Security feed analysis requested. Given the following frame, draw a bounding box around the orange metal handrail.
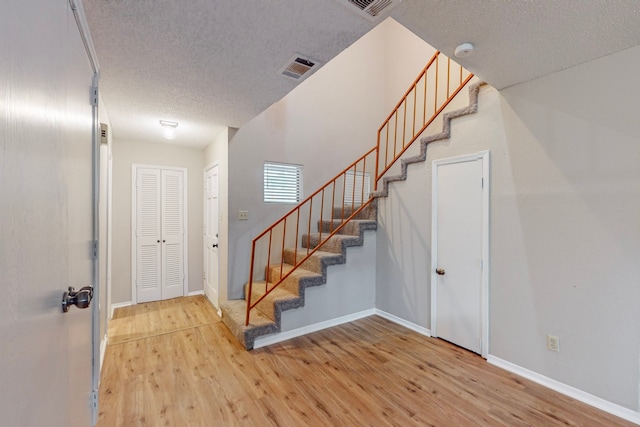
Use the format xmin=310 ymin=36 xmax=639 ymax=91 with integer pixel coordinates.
xmin=374 ymin=52 xmax=474 ymax=188
xmin=246 ymin=51 xmax=473 ymax=325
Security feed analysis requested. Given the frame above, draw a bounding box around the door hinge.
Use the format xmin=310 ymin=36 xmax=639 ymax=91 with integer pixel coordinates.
xmin=481 ymin=177 xmax=484 ymax=188
xmin=91 ymin=85 xmax=99 ymax=107
xmin=92 ymin=240 xmax=99 ymax=260
xmin=91 ymin=390 xmax=98 ymax=409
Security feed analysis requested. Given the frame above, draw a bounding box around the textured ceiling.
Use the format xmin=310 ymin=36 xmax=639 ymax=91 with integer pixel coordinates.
xmin=83 ymin=0 xmax=640 ymax=148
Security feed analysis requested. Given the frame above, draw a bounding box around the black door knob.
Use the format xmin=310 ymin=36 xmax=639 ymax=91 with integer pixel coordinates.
xmin=62 ymin=286 xmax=93 ymax=312
xmin=436 ymin=268 xmax=445 ymax=276
xmin=212 ymin=243 xmax=218 ymax=248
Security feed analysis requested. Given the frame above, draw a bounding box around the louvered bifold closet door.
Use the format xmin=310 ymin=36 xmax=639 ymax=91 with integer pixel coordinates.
xmin=161 ymin=170 xmax=184 ymax=300
xmin=136 ymin=168 xmax=162 ymax=303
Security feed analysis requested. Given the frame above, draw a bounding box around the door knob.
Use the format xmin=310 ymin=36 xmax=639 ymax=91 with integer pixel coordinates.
xmin=436 ymin=268 xmax=445 ymax=276
xmin=212 ymin=243 xmax=218 ymax=248
xmin=62 ymin=286 xmax=93 ymax=313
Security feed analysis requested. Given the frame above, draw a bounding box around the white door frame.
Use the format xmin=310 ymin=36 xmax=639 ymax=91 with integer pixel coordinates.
xmin=204 ymin=161 xmax=220 ymax=308
xmin=431 ymin=150 xmax=490 ymax=358
xmin=131 ymin=164 xmax=189 ymax=304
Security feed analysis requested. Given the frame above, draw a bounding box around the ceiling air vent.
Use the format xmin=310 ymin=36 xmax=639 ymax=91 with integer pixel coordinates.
xmin=343 ymin=0 xmax=401 ymax=21
xmin=100 ymin=123 xmax=109 ymax=144
xmin=279 ymin=55 xmax=319 ymax=80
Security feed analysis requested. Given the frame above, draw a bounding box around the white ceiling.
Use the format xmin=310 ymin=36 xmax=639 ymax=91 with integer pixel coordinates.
xmin=83 ymin=0 xmax=640 ymax=148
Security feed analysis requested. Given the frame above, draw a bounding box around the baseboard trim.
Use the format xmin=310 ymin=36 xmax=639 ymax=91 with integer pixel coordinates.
xmin=487 ymin=355 xmax=640 ymax=425
xmin=110 ymin=301 xmax=132 ymax=319
xmin=375 ymin=309 xmax=432 ymax=337
xmin=188 ymin=290 xmax=204 ymax=296
xmin=253 ymin=308 xmax=376 ymax=349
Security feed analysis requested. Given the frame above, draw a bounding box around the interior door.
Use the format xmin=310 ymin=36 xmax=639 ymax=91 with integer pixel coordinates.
xmin=432 ymin=154 xmax=486 ymax=354
xmin=0 ymin=1 xmax=95 ymax=425
xmin=204 ymin=164 xmax=220 ymax=308
xmin=134 ymin=166 xmax=185 ymax=303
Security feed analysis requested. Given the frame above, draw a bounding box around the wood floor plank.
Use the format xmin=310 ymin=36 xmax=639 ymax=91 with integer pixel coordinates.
xmin=97 ymin=298 xmax=635 ymax=427
xmin=108 ymin=295 xmax=220 ymax=345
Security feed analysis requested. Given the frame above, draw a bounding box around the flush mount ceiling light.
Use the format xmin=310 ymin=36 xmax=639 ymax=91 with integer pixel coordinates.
xmin=454 ymin=42 xmax=474 ymax=58
xmin=159 ymin=120 xmax=178 ymax=140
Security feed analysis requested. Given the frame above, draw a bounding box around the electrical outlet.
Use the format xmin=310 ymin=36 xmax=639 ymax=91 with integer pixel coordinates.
xmin=238 ymin=210 xmax=248 ymax=220
xmin=547 ymin=334 xmax=560 ymax=352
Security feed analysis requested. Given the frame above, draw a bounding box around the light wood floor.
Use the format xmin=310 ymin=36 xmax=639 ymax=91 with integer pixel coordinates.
xmin=98 ymin=296 xmax=634 ymax=426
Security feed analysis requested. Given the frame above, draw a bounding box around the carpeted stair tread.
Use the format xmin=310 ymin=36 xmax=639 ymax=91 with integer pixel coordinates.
xmin=220 ymin=299 xmax=277 ymax=350
xmin=301 ymin=232 xmax=363 ymax=253
xmin=318 ymin=218 xmax=377 ymax=236
xmin=332 ymin=204 xmax=376 ymax=221
xmin=244 ymin=281 xmax=300 ymax=323
xmin=283 ymin=248 xmax=345 ymax=274
xmin=267 ymin=263 xmax=322 ymax=283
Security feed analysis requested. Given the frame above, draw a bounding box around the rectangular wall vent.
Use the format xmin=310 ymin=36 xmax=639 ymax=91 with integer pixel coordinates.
xmin=279 ymin=56 xmax=319 ymax=80
xmin=343 ymin=0 xmax=400 ymax=20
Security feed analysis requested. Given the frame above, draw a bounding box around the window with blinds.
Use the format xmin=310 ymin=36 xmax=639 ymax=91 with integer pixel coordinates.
xmin=264 ymin=161 xmax=303 ymax=204
xmin=344 ymin=171 xmax=370 ymax=204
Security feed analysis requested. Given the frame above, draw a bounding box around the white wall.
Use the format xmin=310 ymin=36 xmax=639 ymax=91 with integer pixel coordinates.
xmin=203 ymin=128 xmax=235 ymax=303
xmin=111 ymin=139 xmax=204 ymax=303
xmin=227 ymin=20 xmax=391 ymax=298
xmin=383 ymin=20 xmax=437 ymax=112
xmin=375 ymin=45 xmax=640 ymax=412
xmin=226 ymin=18 xmax=439 ymax=299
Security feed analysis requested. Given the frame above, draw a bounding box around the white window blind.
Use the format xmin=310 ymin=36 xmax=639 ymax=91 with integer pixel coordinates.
xmin=344 ymin=171 xmax=370 ymax=204
xmin=264 ymin=161 xmax=303 ymax=204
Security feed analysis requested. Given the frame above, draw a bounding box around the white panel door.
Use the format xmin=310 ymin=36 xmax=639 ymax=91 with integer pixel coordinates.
xmin=433 ymin=156 xmax=484 ymax=354
xmin=204 ymin=164 xmax=220 ymax=308
xmin=0 ymin=1 xmax=95 ymax=425
xmin=136 ymin=168 xmax=162 ymax=303
xmin=161 ymin=169 xmax=185 ymax=300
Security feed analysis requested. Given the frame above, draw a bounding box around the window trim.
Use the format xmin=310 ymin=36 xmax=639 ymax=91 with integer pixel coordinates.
xmin=263 ymin=161 xmax=303 ymax=204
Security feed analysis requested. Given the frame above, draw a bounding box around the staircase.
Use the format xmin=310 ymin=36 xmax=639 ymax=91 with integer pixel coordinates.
xmin=372 ymin=81 xmax=486 ymax=198
xmin=221 ymin=203 xmax=377 ymax=350
xmin=221 ymin=52 xmax=480 ymax=350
